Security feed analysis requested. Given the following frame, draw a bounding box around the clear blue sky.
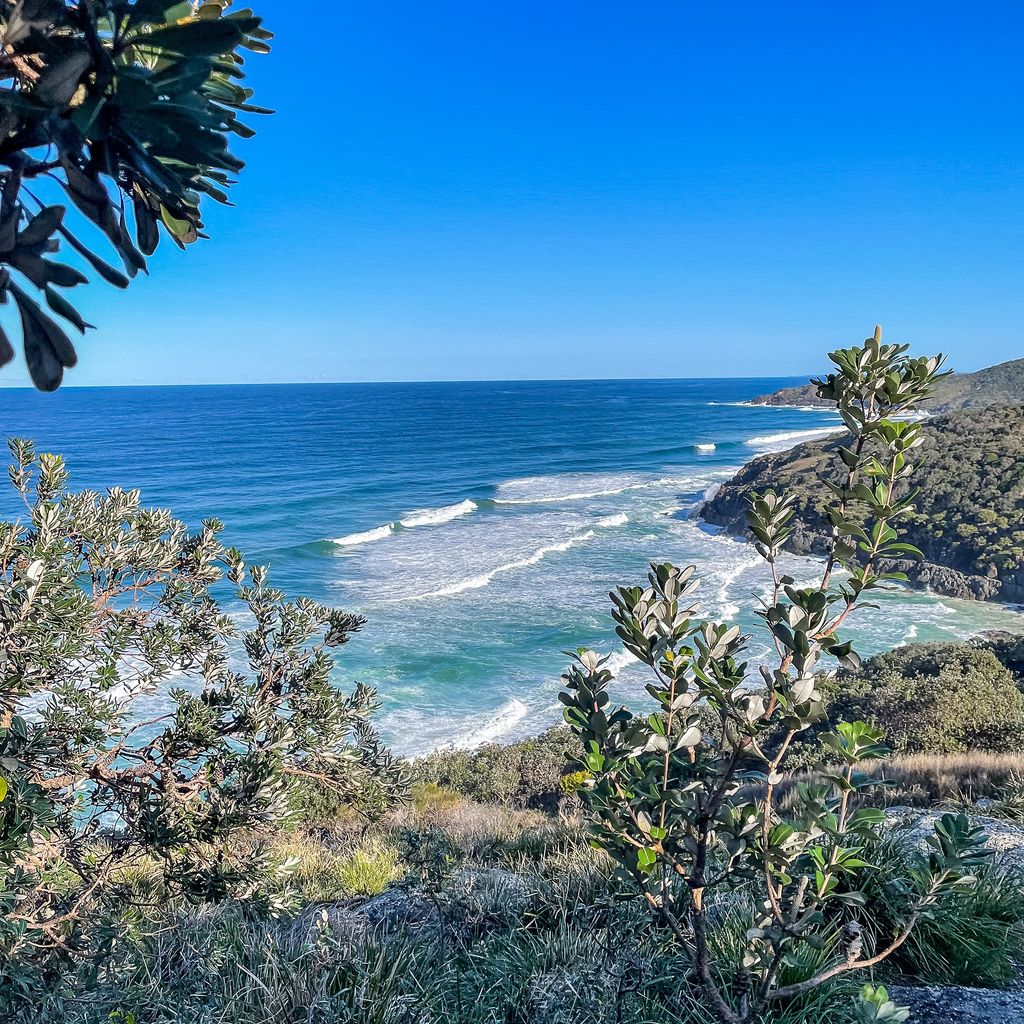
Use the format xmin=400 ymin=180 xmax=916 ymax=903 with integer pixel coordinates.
xmin=5 ymin=1 xmax=1023 ymax=386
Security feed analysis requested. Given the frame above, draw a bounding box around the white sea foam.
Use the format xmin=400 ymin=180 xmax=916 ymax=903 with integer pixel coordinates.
xmin=451 ymin=698 xmax=530 ymax=748
xmin=713 ymin=551 xmax=763 ymax=617
xmin=748 ymin=403 xmax=842 ymax=413
xmin=400 ymin=499 xmax=477 ymax=528
xmin=693 ymin=482 xmax=722 ymax=515
xmin=695 ymin=443 xmax=716 ymax=452
xmin=894 ymin=622 xmax=920 ymax=649
xmin=332 ymin=523 xmax=395 ymax=546
xmin=602 ymin=648 xmax=640 ymax=675
xmin=596 ymin=512 xmax=629 ymax=527
xmin=401 ymin=530 xmax=597 ymax=601
xmin=745 ymin=427 xmax=844 ymax=449
xmin=493 ymin=473 xmax=690 ymax=505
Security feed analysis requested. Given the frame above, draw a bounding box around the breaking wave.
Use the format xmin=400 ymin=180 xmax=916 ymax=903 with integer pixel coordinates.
xmin=450 ymin=698 xmax=531 ymax=748
xmin=400 ymin=499 xmax=477 ymax=528
xmin=493 ymin=474 xmax=690 ymax=505
xmin=332 ymin=499 xmax=478 ymax=546
xmin=332 ymin=523 xmax=395 ymax=546
xmin=745 ymin=427 xmax=844 ymax=448
xmin=401 ymin=530 xmax=598 ymax=601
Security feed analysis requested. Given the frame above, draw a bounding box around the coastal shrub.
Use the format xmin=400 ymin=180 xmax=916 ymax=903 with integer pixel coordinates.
xmin=854 ymin=833 xmax=1024 ymax=988
xmin=0 ymin=440 xmax=409 ymax=1011
xmin=561 ymin=329 xmax=991 ymax=1023
xmin=0 ymin=1 xmax=272 ymax=389
xmin=829 ymin=644 xmax=1024 ymax=756
xmin=411 ymin=780 xmax=463 ymax=814
xmin=418 ymin=725 xmax=579 ymax=809
xmin=784 ymin=643 xmax=1024 ymax=765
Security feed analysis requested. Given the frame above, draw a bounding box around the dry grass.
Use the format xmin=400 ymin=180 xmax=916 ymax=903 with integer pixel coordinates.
xmin=770 ymin=751 xmax=1024 ymax=815
xmin=867 ymin=751 xmax=1024 ymax=805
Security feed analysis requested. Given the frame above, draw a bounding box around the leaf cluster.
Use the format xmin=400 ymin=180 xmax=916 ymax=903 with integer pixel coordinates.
xmin=0 ymin=0 xmax=272 ymax=388
xmin=0 ymin=438 xmax=408 ymax=1007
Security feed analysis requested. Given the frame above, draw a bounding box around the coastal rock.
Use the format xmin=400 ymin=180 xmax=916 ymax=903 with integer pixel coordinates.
xmin=451 ymin=867 xmax=534 ymax=905
xmin=883 ymin=807 xmax=1024 ymax=871
xmin=749 ymin=382 xmax=829 ymax=408
xmin=700 ymin=406 xmax=1024 ymax=604
xmin=885 ymin=559 xmax=1002 ymax=602
xmin=359 ymin=887 xmax=438 ymax=930
xmin=888 ymin=984 xmax=1024 ymax=1024
xmin=441 ymin=868 xmax=538 ymax=933
xmin=290 ymin=888 xmax=439 ymax=943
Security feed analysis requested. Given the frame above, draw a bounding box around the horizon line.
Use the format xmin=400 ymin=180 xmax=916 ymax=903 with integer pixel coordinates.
xmin=0 ymin=372 xmax=815 ymax=392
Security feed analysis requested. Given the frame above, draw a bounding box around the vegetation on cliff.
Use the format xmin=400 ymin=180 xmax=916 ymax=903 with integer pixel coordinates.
xmin=750 ymin=357 xmax=1024 ymax=413
xmin=782 ymin=639 xmax=1024 ymax=767
xmin=702 ymin=404 xmax=1024 ymax=601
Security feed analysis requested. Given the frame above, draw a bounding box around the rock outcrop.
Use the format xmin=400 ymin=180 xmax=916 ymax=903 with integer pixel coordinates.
xmin=700 ymin=406 xmax=1024 ymax=603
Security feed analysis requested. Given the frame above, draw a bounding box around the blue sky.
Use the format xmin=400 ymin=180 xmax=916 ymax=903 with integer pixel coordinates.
xmin=5 ymin=1 xmax=1023 ymax=385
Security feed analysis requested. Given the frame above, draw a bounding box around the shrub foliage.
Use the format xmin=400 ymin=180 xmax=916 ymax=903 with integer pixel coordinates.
xmin=0 ymin=440 xmax=407 ymax=1006
xmin=803 ymin=643 xmax=1024 ymax=759
xmin=0 ymin=0 xmax=272 ymax=389
xmin=560 ymin=329 xmax=991 ymax=1023
xmin=418 ymin=726 xmax=579 ymax=810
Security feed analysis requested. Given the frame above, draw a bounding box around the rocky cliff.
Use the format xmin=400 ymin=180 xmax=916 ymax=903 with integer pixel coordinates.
xmin=701 ymin=405 xmax=1024 ymax=602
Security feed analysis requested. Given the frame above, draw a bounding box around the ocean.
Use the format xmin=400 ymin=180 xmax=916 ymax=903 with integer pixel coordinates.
xmin=3 ymin=378 xmax=1021 ymax=754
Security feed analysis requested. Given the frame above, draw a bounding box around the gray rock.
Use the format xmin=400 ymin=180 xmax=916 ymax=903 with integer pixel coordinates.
xmin=288 ymin=902 xmax=370 ymax=944
xmin=289 ymin=887 xmax=438 ymax=944
xmin=358 ymin=887 xmax=438 ymax=930
xmin=884 ymin=807 xmax=1024 ymax=872
xmin=440 ymin=868 xmax=538 ymax=931
xmin=451 ymin=867 xmax=533 ymax=902
xmin=889 ymin=984 xmax=1024 ymax=1023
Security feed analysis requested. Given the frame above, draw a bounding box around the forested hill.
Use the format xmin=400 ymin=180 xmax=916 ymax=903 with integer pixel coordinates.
xmin=701 ymin=405 xmax=1024 ymax=602
xmin=750 ymin=357 xmax=1024 ymax=411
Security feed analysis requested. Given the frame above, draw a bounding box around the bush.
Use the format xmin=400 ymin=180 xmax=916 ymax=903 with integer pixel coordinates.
xmin=417 ymin=726 xmax=580 ymax=809
xmin=561 ymin=331 xmax=992 ymax=1023
xmin=855 ymin=834 xmax=1024 ymax=988
xmin=0 ymin=441 xmax=408 ymax=1009
xmin=794 ymin=643 xmax=1024 ymax=760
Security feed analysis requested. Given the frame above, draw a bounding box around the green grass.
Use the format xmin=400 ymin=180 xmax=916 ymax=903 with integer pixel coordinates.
xmin=23 ymin=795 xmax=1024 ymax=1024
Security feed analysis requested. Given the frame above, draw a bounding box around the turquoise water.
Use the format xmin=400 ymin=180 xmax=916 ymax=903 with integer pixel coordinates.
xmin=3 ymin=379 xmax=1021 ymax=753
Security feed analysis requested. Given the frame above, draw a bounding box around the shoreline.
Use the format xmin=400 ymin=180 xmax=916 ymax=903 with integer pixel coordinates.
xmin=699 ymin=408 xmax=1020 ymax=606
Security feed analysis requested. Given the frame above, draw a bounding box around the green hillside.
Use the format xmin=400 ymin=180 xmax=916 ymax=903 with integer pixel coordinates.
xmin=750 ymin=357 xmax=1024 ymax=412
xmin=702 ymin=404 xmax=1024 ymax=601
